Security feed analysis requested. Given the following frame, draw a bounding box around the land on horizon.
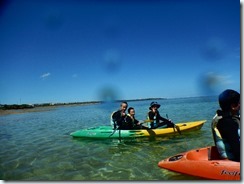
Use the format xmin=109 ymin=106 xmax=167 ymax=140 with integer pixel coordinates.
xmin=0 ymin=97 xmax=165 ymax=111
xmin=0 ymin=97 xmax=166 ymax=116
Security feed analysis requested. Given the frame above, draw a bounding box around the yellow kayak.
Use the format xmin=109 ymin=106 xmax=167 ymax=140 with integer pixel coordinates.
xmin=70 ymin=120 xmax=206 ymax=139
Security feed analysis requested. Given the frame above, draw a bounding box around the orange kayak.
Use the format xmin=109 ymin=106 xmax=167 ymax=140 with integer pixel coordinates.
xmin=158 ymin=146 xmax=240 ymax=180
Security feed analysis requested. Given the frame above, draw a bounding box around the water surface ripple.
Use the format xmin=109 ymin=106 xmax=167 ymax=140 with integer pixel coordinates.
xmin=0 ymin=96 xmax=218 ymax=180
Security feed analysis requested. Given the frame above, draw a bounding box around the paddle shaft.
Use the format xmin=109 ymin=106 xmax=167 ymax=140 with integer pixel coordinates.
xmin=166 ymin=114 xmax=181 ymax=135
xmin=141 ymin=117 xmax=181 ymax=134
xmin=140 ymin=119 xmax=153 ymax=124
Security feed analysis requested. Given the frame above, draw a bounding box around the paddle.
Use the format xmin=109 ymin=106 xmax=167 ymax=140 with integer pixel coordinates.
xmin=166 ymin=114 xmax=181 ymax=135
xmin=140 ymin=119 xmax=181 ymax=133
xmin=140 ymin=119 xmax=153 ymax=124
xmin=137 ymin=119 xmax=154 ymax=129
xmin=109 ymin=128 xmax=117 ymax=137
xmin=109 ymin=121 xmax=119 ymax=137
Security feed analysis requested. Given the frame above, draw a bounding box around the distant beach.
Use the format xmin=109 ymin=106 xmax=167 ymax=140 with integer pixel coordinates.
xmin=0 ymin=106 xmax=57 ymax=116
xmin=0 ymin=103 xmax=95 ymax=116
xmin=0 ymin=98 xmax=164 ymax=116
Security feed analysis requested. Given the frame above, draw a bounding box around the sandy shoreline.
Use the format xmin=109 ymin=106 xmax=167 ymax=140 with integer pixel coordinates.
xmin=0 ymin=106 xmax=57 ymax=116
xmin=0 ymin=103 xmax=93 ymax=116
xmin=0 ymin=98 xmax=164 ymax=116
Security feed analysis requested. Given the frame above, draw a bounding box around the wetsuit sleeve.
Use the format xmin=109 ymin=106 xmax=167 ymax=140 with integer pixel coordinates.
xmin=112 ymin=111 xmax=119 ymax=120
xmin=125 ymin=116 xmax=134 ymax=129
xmin=157 ymin=112 xmax=170 ymax=122
xmin=217 ymin=119 xmax=240 ymax=161
xmin=134 ymin=118 xmax=139 ymax=124
xmin=112 ymin=111 xmax=122 ymax=126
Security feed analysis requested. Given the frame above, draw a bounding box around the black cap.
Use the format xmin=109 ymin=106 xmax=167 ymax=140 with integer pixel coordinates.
xmin=149 ymin=101 xmax=161 ymax=109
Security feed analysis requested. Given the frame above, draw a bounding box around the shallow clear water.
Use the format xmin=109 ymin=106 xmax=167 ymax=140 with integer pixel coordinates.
xmin=0 ymin=96 xmax=219 ymax=180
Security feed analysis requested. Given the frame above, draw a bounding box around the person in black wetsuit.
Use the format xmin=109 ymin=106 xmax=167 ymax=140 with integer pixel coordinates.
xmin=211 ymin=89 xmax=240 ymax=162
xmin=111 ymin=101 xmax=128 ymax=130
xmin=147 ymin=102 xmax=175 ymax=129
xmin=126 ymin=107 xmax=148 ymax=130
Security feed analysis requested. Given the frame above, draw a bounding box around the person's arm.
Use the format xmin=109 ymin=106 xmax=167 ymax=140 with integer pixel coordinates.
xmin=157 ymin=112 xmax=175 ymax=128
xmin=157 ymin=112 xmax=170 ymax=122
xmin=134 ymin=118 xmax=140 ymax=126
xmin=112 ymin=111 xmax=122 ymax=126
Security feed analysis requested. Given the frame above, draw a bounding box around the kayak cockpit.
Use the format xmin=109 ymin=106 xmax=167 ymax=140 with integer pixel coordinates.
xmin=185 ymin=146 xmax=225 ymax=161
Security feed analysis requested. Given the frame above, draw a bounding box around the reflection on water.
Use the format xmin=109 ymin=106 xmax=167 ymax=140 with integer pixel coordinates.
xmin=0 ymin=97 xmax=218 ymax=180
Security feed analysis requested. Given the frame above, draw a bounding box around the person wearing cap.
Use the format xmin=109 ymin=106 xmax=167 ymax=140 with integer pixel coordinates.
xmin=147 ymin=101 xmax=175 ymax=129
xmin=211 ymin=89 xmax=240 ymax=162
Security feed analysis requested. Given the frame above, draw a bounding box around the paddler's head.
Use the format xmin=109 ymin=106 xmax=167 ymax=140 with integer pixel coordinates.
xmin=149 ymin=102 xmax=161 ymax=112
xmin=128 ymin=107 xmax=135 ymax=117
xmin=120 ymin=101 xmax=128 ymax=113
xmin=218 ymin=89 xmax=240 ymax=115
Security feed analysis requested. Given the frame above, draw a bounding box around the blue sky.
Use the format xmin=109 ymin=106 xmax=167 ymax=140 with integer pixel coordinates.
xmin=0 ymin=0 xmax=241 ymax=104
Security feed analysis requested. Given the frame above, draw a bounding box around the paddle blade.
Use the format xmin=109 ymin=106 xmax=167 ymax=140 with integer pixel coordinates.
xmin=141 ymin=119 xmax=153 ymax=123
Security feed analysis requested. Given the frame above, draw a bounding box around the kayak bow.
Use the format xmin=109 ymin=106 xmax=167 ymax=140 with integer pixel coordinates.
xmin=158 ymin=146 xmax=240 ymax=180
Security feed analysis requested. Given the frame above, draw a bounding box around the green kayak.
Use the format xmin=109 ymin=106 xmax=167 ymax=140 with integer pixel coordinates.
xmin=70 ymin=120 xmax=206 ymax=139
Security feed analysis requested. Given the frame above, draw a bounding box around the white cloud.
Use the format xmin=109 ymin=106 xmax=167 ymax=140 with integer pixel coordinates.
xmin=40 ymin=72 xmax=51 ymax=79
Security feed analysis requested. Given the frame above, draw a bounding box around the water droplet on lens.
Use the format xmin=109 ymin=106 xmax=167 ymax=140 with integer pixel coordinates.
xmin=103 ymin=49 xmax=121 ymax=73
xmin=97 ymin=85 xmax=122 ymax=112
xmin=201 ymin=38 xmax=226 ymax=61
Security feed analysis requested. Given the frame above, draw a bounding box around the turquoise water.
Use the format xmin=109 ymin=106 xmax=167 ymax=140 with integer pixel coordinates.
xmin=0 ymin=96 xmax=219 ymax=180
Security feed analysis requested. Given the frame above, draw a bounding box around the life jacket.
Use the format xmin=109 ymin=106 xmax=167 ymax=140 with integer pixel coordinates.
xmin=212 ymin=113 xmax=228 ymax=159
xmin=147 ymin=111 xmax=158 ymax=128
xmin=212 ymin=114 xmax=223 ymax=140
xmin=127 ymin=114 xmax=134 ymax=122
xmin=211 ymin=111 xmax=240 ymax=159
